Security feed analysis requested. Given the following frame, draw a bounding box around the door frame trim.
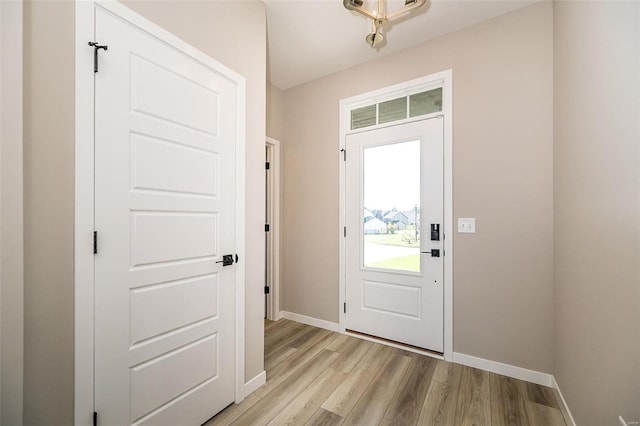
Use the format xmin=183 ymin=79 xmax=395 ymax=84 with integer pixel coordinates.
xmin=338 ymin=70 xmax=453 ymax=360
xmin=265 ymin=137 xmax=281 ymax=321
xmin=74 ymin=2 xmax=247 ymax=423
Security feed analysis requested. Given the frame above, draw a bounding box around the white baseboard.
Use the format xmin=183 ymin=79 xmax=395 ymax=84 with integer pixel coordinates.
xmin=280 ymin=311 xmax=340 ymax=332
xmin=244 ymin=371 xmax=266 ymax=397
xmin=552 ymin=376 xmax=577 ymax=426
xmin=453 ymin=353 xmax=575 ymax=425
xmin=452 ymin=352 xmax=554 ymax=387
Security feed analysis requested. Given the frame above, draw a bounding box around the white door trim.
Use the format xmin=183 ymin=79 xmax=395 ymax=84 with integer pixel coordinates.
xmin=74 ymin=2 xmax=247 ymax=423
xmin=265 ymin=137 xmax=281 ymax=321
xmin=338 ymin=70 xmax=453 ymax=361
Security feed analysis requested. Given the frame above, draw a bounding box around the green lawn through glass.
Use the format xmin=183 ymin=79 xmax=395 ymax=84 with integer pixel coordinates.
xmin=367 ymin=255 xmax=420 ymax=272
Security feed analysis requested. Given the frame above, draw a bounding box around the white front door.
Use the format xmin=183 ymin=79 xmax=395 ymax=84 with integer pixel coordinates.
xmin=345 ymin=118 xmax=444 ymax=352
xmin=94 ymin=8 xmax=237 ymax=425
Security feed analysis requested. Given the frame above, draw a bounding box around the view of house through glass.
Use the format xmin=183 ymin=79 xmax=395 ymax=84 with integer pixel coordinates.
xmin=350 ymin=87 xmax=442 ymax=130
xmin=363 ymin=139 xmax=420 ymax=272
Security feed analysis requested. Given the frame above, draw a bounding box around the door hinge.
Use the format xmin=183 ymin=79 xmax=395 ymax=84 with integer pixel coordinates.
xmin=88 ymin=41 xmax=108 ymax=73
xmin=340 ymin=148 xmax=346 ymax=161
xmin=93 ymin=231 xmax=98 ymax=255
xmin=265 ymin=224 xmax=270 ymax=232
xmin=343 ymin=302 xmax=346 ymax=314
xmin=264 ymin=286 xmax=270 ymax=294
xmin=343 ymin=227 xmax=346 ymax=237
xmin=265 ymin=161 xmax=270 ymax=170
xmin=93 ymin=411 xmax=98 ymax=426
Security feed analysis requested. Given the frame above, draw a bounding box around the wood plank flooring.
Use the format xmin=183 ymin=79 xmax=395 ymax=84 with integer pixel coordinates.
xmin=206 ymin=319 xmax=566 ymax=426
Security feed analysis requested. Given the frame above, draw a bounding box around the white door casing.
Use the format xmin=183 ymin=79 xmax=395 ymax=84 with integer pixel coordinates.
xmin=75 ymin=2 xmax=246 ymax=424
xmin=338 ymin=71 xmax=452 ymax=359
xmin=345 ymin=118 xmax=444 ymax=352
xmin=264 ymin=145 xmax=271 ymax=319
xmin=265 ymin=137 xmax=281 ymax=321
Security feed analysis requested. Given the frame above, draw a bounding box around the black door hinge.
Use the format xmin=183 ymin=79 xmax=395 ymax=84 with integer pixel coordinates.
xmin=265 ymin=224 xmax=270 ymax=232
xmin=340 ymin=148 xmax=346 ymax=161
xmin=93 ymin=231 xmax=98 ymax=255
xmin=343 ymin=302 xmax=346 ymax=314
xmin=343 ymin=227 xmax=346 ymax=237
xmin=265 ymin=162 xmax=270 ymax=170
xmin=93 ymin=411 xmax=98 ymax=426
xmin=264 ymin=286 xmax=270 ymax=294
xmin=88 ymin=41 xmax=108 ymax=73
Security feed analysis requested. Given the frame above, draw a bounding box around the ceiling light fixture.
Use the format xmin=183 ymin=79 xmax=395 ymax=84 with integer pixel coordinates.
xmin=344 ymin=0 xmax=428 ymax=48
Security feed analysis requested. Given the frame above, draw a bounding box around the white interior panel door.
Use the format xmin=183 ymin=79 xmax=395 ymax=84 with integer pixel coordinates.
xmin=94 ymin=8 xmax=237 ymax=425
xmin=345 ymin=118 xmax=444 ymax=352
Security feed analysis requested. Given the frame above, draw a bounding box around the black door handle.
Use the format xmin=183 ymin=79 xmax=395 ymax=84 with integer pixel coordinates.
xmin=216 ymin=254 xmax=234 ymax=266
xmin=421 ymin=249 xmax=440 ymax=257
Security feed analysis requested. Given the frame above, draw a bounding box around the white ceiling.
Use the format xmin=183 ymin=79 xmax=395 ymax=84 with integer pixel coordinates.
xmin=265 ymin=0 xmax=541 ymax=90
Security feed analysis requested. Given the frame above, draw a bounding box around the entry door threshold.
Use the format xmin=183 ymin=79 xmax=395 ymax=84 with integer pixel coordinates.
xmin=345 ymin=329 xmax=444 ymax=361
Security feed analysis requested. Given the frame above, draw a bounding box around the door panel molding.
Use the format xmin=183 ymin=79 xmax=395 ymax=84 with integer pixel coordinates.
xmin=74 ymin=2 xmax=246 ymax=424
xmin=338 ymin=71 xmax=453 ymax=360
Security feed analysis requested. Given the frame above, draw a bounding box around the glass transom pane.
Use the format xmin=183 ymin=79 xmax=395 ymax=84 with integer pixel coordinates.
xmin=351 ymin=104 xmax=377 ymax=130
xmin=409 ymin=88 xmax=442 ymax=117
xmin=363 ymin=140 xmax=421 ymax=272
xmin=378 ymin=97 xmax=407 ymax=124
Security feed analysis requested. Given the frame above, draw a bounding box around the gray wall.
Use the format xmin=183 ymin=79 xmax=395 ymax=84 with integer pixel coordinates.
xmin=24 ymin=1 xmax=75 ymax=424
xmin=553 ymin=1 xmax=640 ymax=424
xmin=0 ymin=1 xmax=24 ymax=425
xmin=23 ymin=1 xmax=266 ymax=424
xmin=280 ymin=2 xmax=555 ymax=373
xmin=267 ymin=82 xmax=285 ymax=142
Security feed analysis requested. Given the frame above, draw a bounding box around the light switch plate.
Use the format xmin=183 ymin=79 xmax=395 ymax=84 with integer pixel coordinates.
xmin=458 ymin=218 xmax=476 ymax=233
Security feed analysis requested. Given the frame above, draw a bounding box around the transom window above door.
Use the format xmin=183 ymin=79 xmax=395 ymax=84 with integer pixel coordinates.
xmin=350 ymin=87 xmax=442 ymax=130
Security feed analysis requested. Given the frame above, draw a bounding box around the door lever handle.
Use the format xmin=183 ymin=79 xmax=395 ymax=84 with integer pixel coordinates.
xmin=421 ymin=249 xmax=440 ymax=257
xmin=216 ymin=254 xmax=234 ymax=266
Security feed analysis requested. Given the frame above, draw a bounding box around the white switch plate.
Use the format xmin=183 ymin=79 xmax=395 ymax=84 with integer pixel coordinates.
xmin=458 ymin=218 xmax=476 ymax=233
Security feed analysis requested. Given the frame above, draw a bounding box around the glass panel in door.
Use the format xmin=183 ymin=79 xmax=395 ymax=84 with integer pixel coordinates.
xmin=363 ymin=140 xmax=420 ymax=272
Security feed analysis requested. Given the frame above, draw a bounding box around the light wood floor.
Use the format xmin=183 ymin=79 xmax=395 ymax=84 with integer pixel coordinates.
xmin=206 ymin=319 xmax=566 ymax=426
